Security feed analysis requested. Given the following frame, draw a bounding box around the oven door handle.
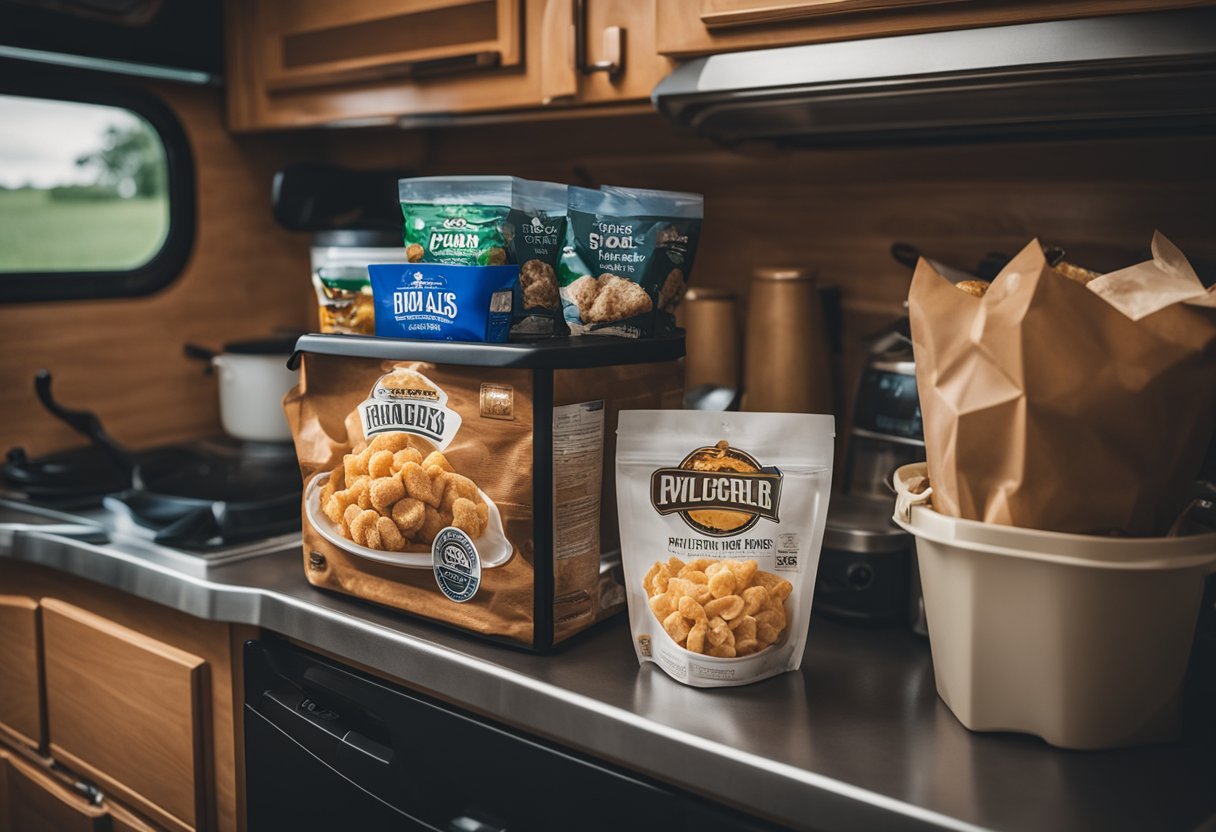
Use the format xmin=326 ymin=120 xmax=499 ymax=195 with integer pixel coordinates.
xmin=257 ymin=684 xmax=397 ymax=791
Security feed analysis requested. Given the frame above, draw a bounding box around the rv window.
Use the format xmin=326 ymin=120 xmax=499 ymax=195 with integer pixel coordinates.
xmin=0 ymin=85 xmax=194 ymax=302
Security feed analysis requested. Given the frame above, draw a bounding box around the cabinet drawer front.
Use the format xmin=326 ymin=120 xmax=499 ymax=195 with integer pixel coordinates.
xmin=0 ymin=596 xmax=42 ymax=751
xmin=257 ymin=0 xmax=521 ymax=93
xmin=1 ymin=750 xmax=109 ymax=832
xmin=41 ymin=599 xmax=207 ymax=832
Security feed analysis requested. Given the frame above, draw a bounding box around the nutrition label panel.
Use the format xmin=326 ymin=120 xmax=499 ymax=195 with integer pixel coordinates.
xmin=552 ymin=401 xmax=605 ymax=560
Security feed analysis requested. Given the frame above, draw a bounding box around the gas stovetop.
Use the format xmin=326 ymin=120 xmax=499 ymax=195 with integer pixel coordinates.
xmin=1 ymin=437 xmax=303 ymax=566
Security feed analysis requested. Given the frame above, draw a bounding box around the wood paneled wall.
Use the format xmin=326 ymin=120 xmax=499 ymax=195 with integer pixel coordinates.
xmin=0 ymin=82 xmax=318 ymax=456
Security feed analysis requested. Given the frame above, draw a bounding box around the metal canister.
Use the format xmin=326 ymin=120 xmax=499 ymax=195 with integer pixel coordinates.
xmin=741 ymin=267 xmax=833 ymax=414
xmin=681 ymin=287 xmax=740 ymax=392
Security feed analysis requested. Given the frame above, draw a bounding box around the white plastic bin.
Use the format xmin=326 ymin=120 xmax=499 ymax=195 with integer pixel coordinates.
xmin=892 ymin=463 xmax=1216 ymax=749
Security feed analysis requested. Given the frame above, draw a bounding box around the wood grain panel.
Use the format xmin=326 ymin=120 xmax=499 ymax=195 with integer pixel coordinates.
xmin=657 ymin=0 xmax=1216 ymax=57
xmin=42 ymin=598 xmax=207 ymax=832
xmin=227 ymin=0 xmax=585 ymax=130
xmin=0 ymin=82 xmax=316 ymax=458
xmin=1 ymin=750 xmax=108 ymax=832
xmin=2 ymin=563 xmax=244 ymax=832
xmin=108 ymin=800 xmax=166 ymax=832
xmin=577 ymin=0 xmax=675 ymax=104
xmin=0 ymin=596 xmax=42 ymax=752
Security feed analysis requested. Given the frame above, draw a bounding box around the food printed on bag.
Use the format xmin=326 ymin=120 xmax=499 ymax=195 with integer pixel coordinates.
xmin=317 ymin=436 xmax=490 ymax=552
xmin=643 ymin=557 xmax=792 ymax=658
xmin=558 ymin=187 xmax=703 ymax=338
xmin=314 ymin=367 xmax=493 ymax=553
xmin=616 ymin=410 xmax=833 ymax=687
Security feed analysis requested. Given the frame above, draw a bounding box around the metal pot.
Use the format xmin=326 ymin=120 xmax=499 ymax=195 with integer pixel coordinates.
xmin=184 ymin=337 xmax=298 ymax=442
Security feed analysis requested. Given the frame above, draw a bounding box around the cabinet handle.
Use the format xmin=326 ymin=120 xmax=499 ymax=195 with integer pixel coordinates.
xmin=574 ymin=0 xmax=624 ymax=78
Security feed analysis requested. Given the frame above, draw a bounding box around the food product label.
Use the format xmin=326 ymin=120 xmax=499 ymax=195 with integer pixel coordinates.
xmin=433 ymin=527 xmax=481 ymax=603
xmin=553 ymin=401 xmax=605 ymax=561
xmin=358 ymin=368 xmax=462 ymax=450
xmin=616 ymin=410 xmax=834 ymax=688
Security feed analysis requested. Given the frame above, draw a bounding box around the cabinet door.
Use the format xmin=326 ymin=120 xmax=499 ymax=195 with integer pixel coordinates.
xmin=41 ymin=599 xmax=208 ymax=832
xmin=228 ymin=0 xmax=581 ymax=129
xmin=657 ymin=0 xmax=1216 ymax=57
xmin=0 ymin=750 xmax=109 ymax=832
xmin=0 ymin=596 xmax=42 ymax=751
xmin=250 ymin=0 xmax=521 ymax=94
xmin=577 ymin=0 xmax=673 ymax=105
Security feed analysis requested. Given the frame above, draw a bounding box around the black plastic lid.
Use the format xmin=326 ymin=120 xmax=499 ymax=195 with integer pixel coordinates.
xmin=290 ymin=333 xmax=686 ymax=370
xmin=311 ymin=228 xmax=402 ymax=249
xmin=225 ymin=336 xmax=300 ymax=355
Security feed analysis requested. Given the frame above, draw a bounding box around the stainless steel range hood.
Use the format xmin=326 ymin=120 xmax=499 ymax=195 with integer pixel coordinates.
xmin=652 ymin=9 xmax=1216 ymax=145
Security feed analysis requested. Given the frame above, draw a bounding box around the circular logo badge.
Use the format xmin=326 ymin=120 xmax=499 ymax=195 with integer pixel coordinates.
xmin=432 ymin=527 xmax=481 ymax=603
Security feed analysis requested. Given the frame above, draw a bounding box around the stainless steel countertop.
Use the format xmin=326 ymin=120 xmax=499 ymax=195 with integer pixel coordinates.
xmin=4 ymin=518 xmax=1215 ymax=832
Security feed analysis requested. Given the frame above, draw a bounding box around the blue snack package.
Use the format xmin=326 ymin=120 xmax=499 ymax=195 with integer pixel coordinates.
xmin=369 ymin=263 xmax=516 ymax=342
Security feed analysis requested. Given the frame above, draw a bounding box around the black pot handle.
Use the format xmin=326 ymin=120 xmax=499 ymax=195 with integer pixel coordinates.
xmin=183 ymin=343 xmax=217 ymax=374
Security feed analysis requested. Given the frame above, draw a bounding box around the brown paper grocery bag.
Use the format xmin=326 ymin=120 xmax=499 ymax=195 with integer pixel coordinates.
xmin=908 ymin=234 xmax=1216 ymax=536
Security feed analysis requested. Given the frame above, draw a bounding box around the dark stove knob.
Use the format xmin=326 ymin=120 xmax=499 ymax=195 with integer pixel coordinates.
xmin=846 ymin=561 xmax=875 ymax=590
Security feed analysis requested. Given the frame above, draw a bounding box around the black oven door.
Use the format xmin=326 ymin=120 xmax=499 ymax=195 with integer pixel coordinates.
xmin=244 ymin=639 xmax=783 ymax=832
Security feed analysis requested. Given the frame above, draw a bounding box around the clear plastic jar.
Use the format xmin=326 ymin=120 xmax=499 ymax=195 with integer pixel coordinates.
xmin=311 ymin=229 xmax=403 ymax=335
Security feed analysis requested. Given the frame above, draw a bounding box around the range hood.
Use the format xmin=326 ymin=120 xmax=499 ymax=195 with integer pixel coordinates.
xmin=652 ymin=9 xmax=1216 ymax=145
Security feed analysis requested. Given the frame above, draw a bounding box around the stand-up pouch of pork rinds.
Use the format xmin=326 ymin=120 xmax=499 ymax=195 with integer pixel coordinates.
xmin=909 ymin=232 xmax=1216 ymax=537
xmin=558 ymin=186 xmax=702 ymax=338
xmin=616 ymin=411 xmax=833 ymax=687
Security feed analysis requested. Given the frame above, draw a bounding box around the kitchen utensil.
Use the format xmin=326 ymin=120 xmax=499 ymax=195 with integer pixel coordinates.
xmin=893 ymin=462 xmax=1216 ymax=749
xmin=814 ymin=494 xmax=913 ymax=625
xmin=681 ymin=287 xmax=740 ymax=393
xmin=184 ymin=337 xmax=298 ymax=442
xmin=741 ymin=267 xmax=833 ymax=414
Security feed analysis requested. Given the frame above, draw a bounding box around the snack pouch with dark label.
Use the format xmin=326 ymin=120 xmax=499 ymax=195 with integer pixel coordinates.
xmin=558 ymin=186 xmax=703 ymax=338
xmin=398 ymin=176 xmax=568 ymax=337
xmin=369 ymin=263 xmax=516 ymax=342
xmin=616 ymin=410 xmax=833 ymax=687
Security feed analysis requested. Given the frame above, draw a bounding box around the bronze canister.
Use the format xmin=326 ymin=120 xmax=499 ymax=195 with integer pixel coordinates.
xmin=741 ymin=267 xmax=833 ymax=414
xmin=680 ymin=287 xmax=740 ymax=392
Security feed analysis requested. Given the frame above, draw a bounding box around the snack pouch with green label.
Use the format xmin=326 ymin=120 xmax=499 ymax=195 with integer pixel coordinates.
xmin=558 ymin=186 xmax=703 ymax=338
xmin=399 ymin=176 xmax=568 ymax=337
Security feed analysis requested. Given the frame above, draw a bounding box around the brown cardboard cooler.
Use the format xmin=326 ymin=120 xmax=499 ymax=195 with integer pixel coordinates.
xmin=285 ymin=334 xmax=684 ymax=650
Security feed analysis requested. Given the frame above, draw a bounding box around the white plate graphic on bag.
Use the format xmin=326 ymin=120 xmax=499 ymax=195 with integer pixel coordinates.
xmin=304 ymin=472 xmax=514 ymax=569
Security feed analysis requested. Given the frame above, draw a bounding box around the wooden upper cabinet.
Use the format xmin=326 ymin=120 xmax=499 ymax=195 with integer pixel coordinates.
xmin=41 ymin=599 xmax=208 ymax=832
xmin=226 ymin=0 xmax=669 ymax=130
xmin=254 ymin=0 xmax=520 ymax=95
xmin=0 ymin=596 xmax=43 ymax=752
xmin=656 ymin=0 xmax=1216 ymax=57
xmin=228 ymin=0 xmax=536 ymax=129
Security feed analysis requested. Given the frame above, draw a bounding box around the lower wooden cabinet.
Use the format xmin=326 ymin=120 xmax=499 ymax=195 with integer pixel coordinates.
xmin=41 ymin=599 xmax=209 ymax=832
xmin=0 ymin=561 xmax=250 ymax=832
xmin=0 ymin=748 xmax=170 ymax=832
xmin=0 ymin=596 xmax=42 ymax=752
xmin=0 ymin=750 xmax=108 ymax=832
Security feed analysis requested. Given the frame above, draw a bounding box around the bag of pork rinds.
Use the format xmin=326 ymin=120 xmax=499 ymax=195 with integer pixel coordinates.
xmin=616 ymin=410 xmax=833 ymax=687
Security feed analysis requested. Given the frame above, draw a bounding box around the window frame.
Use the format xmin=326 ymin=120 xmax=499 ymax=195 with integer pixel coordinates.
xmin=0 ymin=60 xmax=196 ymax=303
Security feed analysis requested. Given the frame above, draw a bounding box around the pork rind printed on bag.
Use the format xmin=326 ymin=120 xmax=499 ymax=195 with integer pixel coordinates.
xmin=616 ymin=411 xmax=833 ymax=687
xmin=558 ymin=186 xmax=703 ymax=338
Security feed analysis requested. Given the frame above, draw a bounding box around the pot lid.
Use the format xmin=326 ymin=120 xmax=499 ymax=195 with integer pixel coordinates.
xmin=825 ymin=494 xmax=911 ymax=553
xmin=224 ymin=336 xmax=300 ymax=355
xmin=311 ymin=228 xmax=402 ymax=249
